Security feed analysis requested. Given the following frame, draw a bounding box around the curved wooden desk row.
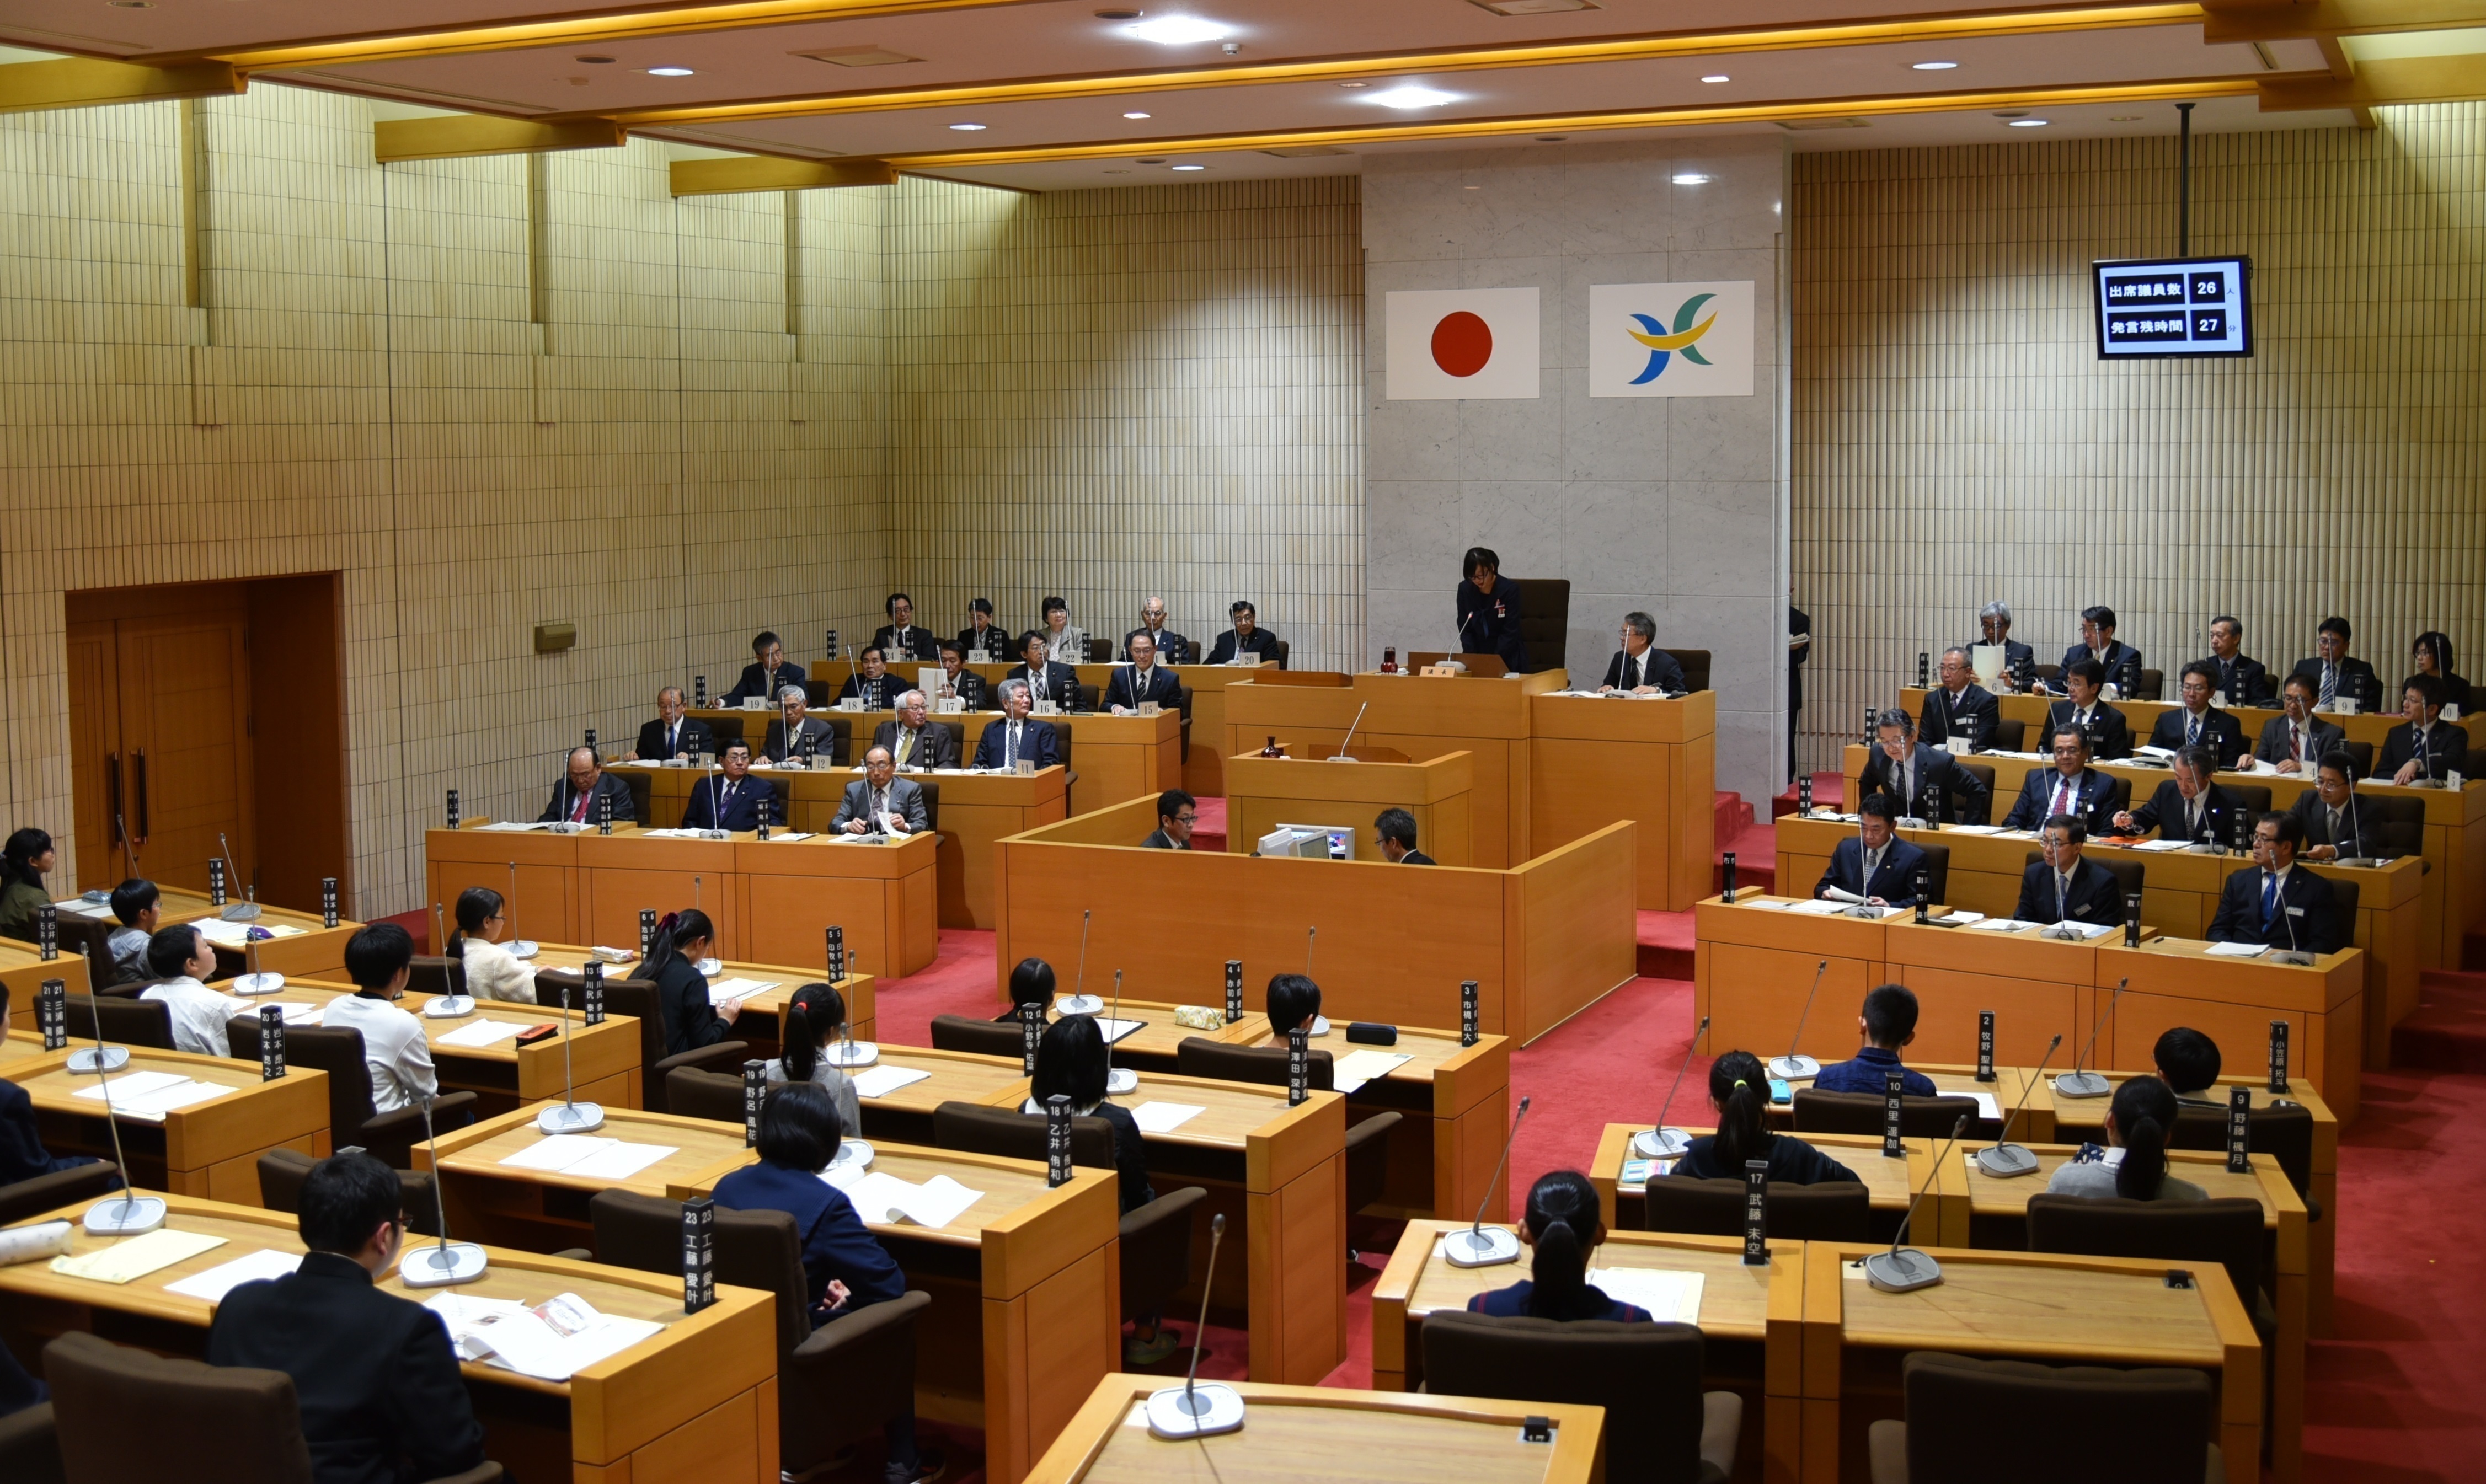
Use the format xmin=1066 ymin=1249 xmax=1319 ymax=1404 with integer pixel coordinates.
xmin=996 ymin=798 xmax=1638 ymax=1047
xmin=1895 ymin=683 xmax=2486 ymax=752
xmin=7 ymin=887 xmax=362 ymax=1034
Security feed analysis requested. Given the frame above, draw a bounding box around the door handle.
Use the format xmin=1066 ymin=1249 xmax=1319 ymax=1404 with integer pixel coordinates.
xmin=132 ymin=748 xmax=151 ymax=841
xmin=106 ymin=753 xmax=123 ymax=844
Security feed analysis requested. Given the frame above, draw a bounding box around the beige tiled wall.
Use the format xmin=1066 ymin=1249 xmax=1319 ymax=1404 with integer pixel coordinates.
xmin=1790 ymin=105 xmax=2486 ymax=775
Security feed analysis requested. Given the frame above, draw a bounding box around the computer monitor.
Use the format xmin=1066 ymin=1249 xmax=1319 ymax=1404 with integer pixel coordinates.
xmin=1275 ymin=824 xmax=1354 ymax=861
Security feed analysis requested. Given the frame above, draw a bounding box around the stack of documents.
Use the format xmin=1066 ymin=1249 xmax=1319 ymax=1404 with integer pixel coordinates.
xmin=438 ymin=1019 xmax=527 ymax=1048
xmin=1586 ymin=1267 xmax=1706 ymax=1323
xmin=73 ymin=1071 xmax=232 ymax=1121
xmin=498 ymin=1135 xmax=678 ymax=1181
xmin=51 ymin=1229 xmax=227 ymax=1283
xmin=852 ymin=1065 xmax=932 ymax=1099
xmin=427 ymin=1292 xmax=663 ymax=1381
xmin=1130 ymin=1101 xmax=1205 ymax=1133
xmin=825 ymin=1169 xmax=983 ymax=1228
xmin=707 ymin=977 xmax=778 ymax=1005
xmin=1332 ymin=1049 xmax=1413 ymax=1094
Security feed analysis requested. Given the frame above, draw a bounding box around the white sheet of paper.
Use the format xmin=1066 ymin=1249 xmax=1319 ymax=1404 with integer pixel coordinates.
xmin=472 ymin=822 xmax=547 ymax=832
xmin=50 ymin=1229 xmax=227 ymax=1285
xmin=707 ymin=977 xmax=777 ymax=1004
xmin=562 ymin=1141 xmax=677 ymax=1182
xmin=1130 ymin=1101 xmax=1206 ymax=1133
xmin=2131 ymin=838 xmax=2194 ymax=853
xmin=1971 ymin=918 xmax=2034 ymax=932
xmin=2205 ymin=941 xmax=2271 ymax=958
xmin=1093 ymin=1016 xmax=1143 ymax=1044
xmin=1930 ymin=911 xmax=1985 ymax=925
xmin=423 ymin=1292 xmax=530 ymax=1328
xmin=2049 ymin=921 xmax=2118 ymax=940
xmin=1587 ymin=1266 xmax=1706 ymax=1324
xmin=1784 ymin=899 xmax=1846 ymax=917
xmin=1819 ymin=885 xmax=1869 ymax=904
xmin=1944 ymin=824 xmax=2004 ymax=836
xmin=764 ymin=832 xmax=815 ymax=843
xmin=1935 ymin=1089 xmax=2004 ymax=1120
xmin=842 ymin=1171 xmax=983 ymax=1229
xmin=443 ymin=1298 xmax=663 ymax=1382
xmin=851 ymin=1064 xmax=933 ymax=1099
xmin=498 ymin=1134 xmax=616 ymax=1172
xmin=73 ymin=1070 xmax=186 ymax=1102
xmin=223 ymin=999 xmax=321 ymax=1024
xmin=125 ymin=1079 xmax=232 ymax=1116
xmin=437 ymin=1019 xmax=526 ymax=1048
xmin=195 ymin=918 xmax=308 ymax=946
xmin=163 ymin=1247 xmax=302 ymax=1303
xmin=1331 ymin=1049 xmax=1414 ymax=1095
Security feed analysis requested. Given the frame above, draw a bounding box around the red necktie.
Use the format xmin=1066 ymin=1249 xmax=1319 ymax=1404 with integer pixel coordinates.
xmin=2051 ymin=776 xmax=2073 ymax=819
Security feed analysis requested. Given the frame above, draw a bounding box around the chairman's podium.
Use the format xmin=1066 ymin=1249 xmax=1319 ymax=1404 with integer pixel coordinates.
xmin=1223 ymin=751 xmax=1473 ymax=865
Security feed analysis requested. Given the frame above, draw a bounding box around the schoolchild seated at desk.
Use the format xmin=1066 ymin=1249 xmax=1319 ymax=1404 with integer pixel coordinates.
xmin=1669 ymin=1051 xmax=1859 ymax=1183
xmin=764 ymin=982 xmax=862 ymax=1137
xmin=141 ymin=922 xmax=233 ymax=1058
xmin=0 ymin=983 xmax=101 ymax=1185
xmin=2155 ymin=1026 xmax=2225 ymax=1108
xmin=318 ymin=922 xmax=440 ymax=1116
xmin=991 ymin=957 xmax=1055 ymax=1024
xmin=2044 ymin=1075 xmax=2206 ymax=1203
xmin=1265 ymin=971 xmax=1320 ymax=1040
xmin=1467 ymin=1170 xmax=1650 ymax=1323
xmin=105 ymin=877 xmax=160 ymax=987
xmin=1024 ymin=1015 xmax=1153 ymax=1214
xmin=1810 ymin=983 xmax=1937 ymax=1096
xmin=446 ymin=886 xmax=536 ymax=1004
xmin=714 ymin=1082 xmax=942 ymax=1484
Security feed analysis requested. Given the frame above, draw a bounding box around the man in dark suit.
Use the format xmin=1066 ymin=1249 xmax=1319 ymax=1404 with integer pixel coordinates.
xmin=1601 ymin=611 xmax=1686 ymax=694
xmin=2381 ymin=674 xmax=2464 ymax=785
xmin=2114 ymin=746 xmax=2244 ymax=847
xmin=2288 ymin=753 xmax=2386 ymax=860
xmin=2054 ymin=605 xmax=2143 ymax=697
xmin=626 ymin=686 xmax=714 ymax=763
xmin=2045 ymin=660 xmax=2134 ymax=761
xmin=835 ymin=646 xmax=897 ymax=708
xmin=721 ymin=631 xmax=805 ymax=705
xmin=873 ymin=690 xmax=959 ymax=772
xmin=206 ymin=1153 xmax=487 ymax=1484
xmin=1859 ymin=709 xmax=1992 ymax=824
xmin=872 ymin=593 xmax=939 ymax=662
xmin=1969 ymin=601 xmax=2035 ymax=690
xmin=1007 ymin=630 xmax=1080 ymax=709
xmin=956 ymin=599 xmax=1012 ymax=662
xmin=2289 ymin=615 xmax=2382 ymax=714
xmin=2203 ymin=615 xmax=2275 ymax=707
xmin=2254 ymin=673 xmax=2344 ymax=775
xmin=2014 ymin=816 xmax=2126 ymax=928
xmin=1814 ymin=796 xmax=1929 ymax=907
xmin=1144 ymin=790 xmax=1196 ymax=849
xmin=1789 ymin=603 xmax=1810 ymax=778
xmin=681 ymin=742 xmax=776 ymax=832
xmin=1105 ymin=633 xmax=1182 ymax=714
xmin=2145 ymin=662 xmax=2249 ymax=768
xmin=1124 ymin=597 xmax=1191 ymax=666
xmin=1918 ymin=646 xmax=2000 ymax=751
xmin=974 ymin=682 xmax=1060 ymax=770
xmin=762 ymin=691 xmax=838 ymax=764
xmin=539 ymin=746 xmax=638 ymax=824
xmin=2002 ymin=726 xmax=2121 ymax=834
xmin=833 ymin=748 xmax=929 ymax=835
xmin=1206 ymin=600 xmax=1282 ymax=666
xmin=1374 ymin=807 xmax=1435 ymax=865
xmin=2208 ymin=813 xmax=2341 ymax=953
xmin=933 ymin=641 xmax=992 ymax=710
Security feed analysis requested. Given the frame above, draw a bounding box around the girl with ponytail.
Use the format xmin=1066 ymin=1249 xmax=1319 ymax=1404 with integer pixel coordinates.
xmin=765 ymin=983 xmax=860 ymax=1136
xmin=1671 ymin=1050 xmax=1860 ymax=1183
xmin=2046 ymin=1074 xmax=2209 ymax=1202
xmin=646 ymin=908 xmax=742 ymax=1056
xmin=448 ymin=887 xmax=536 ymax=1003
xmin=1466 ymin=1170 xmax=1649 ymax=1322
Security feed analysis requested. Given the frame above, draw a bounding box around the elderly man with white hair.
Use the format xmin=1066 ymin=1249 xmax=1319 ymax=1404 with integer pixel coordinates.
xmin=1968 ymin=599 xmax=2035 ymax=689
xmin=763 ymin=684 xmax=839 ymax=765
xmin=872 ymin=689 xmax=958 ymax=770
xmin=1124 ymin=596 xmax=1190 ymax=665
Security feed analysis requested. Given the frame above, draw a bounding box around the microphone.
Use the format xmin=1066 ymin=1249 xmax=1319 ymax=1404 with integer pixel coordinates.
xmin=2273 ymin=866 xmax=2314 ymax=966
xmin=401 ymin=1095 xmax=489 ymax=1285
xmin=1861 ymin=1111 xmax=1972 ymax=1293
xmin=1329 ymin=703 xmax=1370 ymax=762
xmin=2053 ymin=977 xmax=2125 ymax=1098
xmin=2345 ymin=756 xmax=2371 ymax=864
xmin=1103 ymin=968 xmax=1136 ymax=1095
xmin=66 ymin=945 xmax=129 ymax=1075
xmin=1767 ymin=961 xmax=1829 ymax=1080
xmin=1445 ymin=1095 xmax=1531 ymax=1267
xmin=1300 ymin=925 xmax=1328 ymax=1035
xmin=1634 ymin=1016 xmax=1708 ymax=1158
xmin=503 ymin=860 xmax=528 ymax=955
xmin=68 ymin=974 xmax=163 ymax=1236
xmin=1060 ymin=908 xmax=1100 ymax=1015
xmin=216 ymin=832 xmax=260 ymax=921
xmin=1145 ymin=1212 xmax=1245 ymax=1438
xmin=1971 ymin=1033 xmax=2063 ymax=1177
xmin=536 ymin=968 xmax=606 ymax=1134
xmin=423 ymin=903 xmax=474 ymax=1019
xmin=1441 ymin=608 xmax=1476 ymax=673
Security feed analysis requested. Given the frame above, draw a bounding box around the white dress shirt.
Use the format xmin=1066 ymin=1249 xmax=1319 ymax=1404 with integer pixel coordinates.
xmin=320 ymin=992 xmax=440 ymax=1114
xmin=141 ymin=976 xmax=234 ymax=1058
xmin=460 ymin=937 xmax=538 ymax=1004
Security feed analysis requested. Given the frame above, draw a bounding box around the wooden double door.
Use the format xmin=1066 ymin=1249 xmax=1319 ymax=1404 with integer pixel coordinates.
xmin=67 ymin=587 xmax=256 ymax=897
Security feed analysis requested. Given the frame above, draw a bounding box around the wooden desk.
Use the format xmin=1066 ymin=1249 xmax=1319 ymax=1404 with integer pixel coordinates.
xmin=50 ymin=887 xmax=357 ymax=982
xmin=848 ymin=1044 xmax=1033 ymax=1147
xmin=731 ymin=832 xmax=938 ymax=978
xmin=771 ymin=705 xmax=1179 ymax=817
xmin=1531 ymin=690 xmax=1718 ymax=910
xmin=1371 ymin=1221 xmax=1793 ymax=1477
xmin=1026 ymin=1373 xmax=1606 ymax=1484
xmin=1223 ymin=752 xmax=1475 ymax=866
xmin=1151 ymin=666 xmax=1339 ymax=799
xmin=419 ymin=1104 xmax=758 ymax=1253
xmin=675 ymin=1143 xmax=1122 ymax=1484
xmin=1587 ymin=1128 xmax=1947 ymax=1245
xmin=1897 ymin=683 xmax=2486 ymax=752
xmin=979 ymin=1070 xmax=1346 ymax=1386
xmin=1801 ymin=1243 xmax=2260 ymax=1484
xmin=1 ymin=1046 xmax=328 ymax=1203
xmin=0 ymin=1193 xmax=778 ymax=1484
xmin=530 ymin=943 xmax=878 ymax=1080
xmin=998 ymin=800 xmax=1637 ymax=1046
xmin=285 ymin=980 xmax=639 ymax=1117
xmin=1945 ymin=1143 xmax=2308 ymax=1482
xmin=0 ymin=940 xmax=91 ymax=1032
xmin=1218 ymin=1016 xmax=1510 ymax=1223
xmin=1780 ymin=814 xmax=2424 ymax=1070
xmin=2098 ymin=939 xmax=2363 ymax=1122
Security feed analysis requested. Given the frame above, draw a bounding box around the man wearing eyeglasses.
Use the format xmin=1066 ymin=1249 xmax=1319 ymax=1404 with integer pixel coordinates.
xmin=1600 ymin=612 xmax=1685 ymax=695
xmin=1143 ymin=790 xmax=1197 ymax=850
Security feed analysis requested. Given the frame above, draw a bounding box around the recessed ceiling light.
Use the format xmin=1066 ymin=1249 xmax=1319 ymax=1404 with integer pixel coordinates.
xmin=949 ymin=122 xmax=987 ymax=131
xmin=1672 ymin=172 xmax=1710 ymax=184
xmin=646 ymin=66 xmax=696 ymax=77
xmin=1123 ymin=111 xmax=1151 ymax=119
xmin=1170 ymin=163 xmax=1206 ymax=170
xmin=1701 ymin=74 xmax=1730 ymax=84
xmin=1365 ymin=85 xmax=1458 ymax=109
xmin=1125 ymin=15 xmax=1230 ymax=44
xmin=2008 ymin=118 xmax=2049 ymax=127
xmin=1912 ymin=60 xmax=1959 ymax=71
xmin=576 ymin=55 xmax=617 ymax=63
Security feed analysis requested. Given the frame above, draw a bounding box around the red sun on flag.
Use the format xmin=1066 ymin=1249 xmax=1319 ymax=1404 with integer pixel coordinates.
xmin=1430 ymin=312 xmax=1494 ymax=377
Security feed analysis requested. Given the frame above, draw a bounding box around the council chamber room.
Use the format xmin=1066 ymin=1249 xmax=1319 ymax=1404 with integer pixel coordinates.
xmin=0 ymin=3 xmax=2477 ymax=1482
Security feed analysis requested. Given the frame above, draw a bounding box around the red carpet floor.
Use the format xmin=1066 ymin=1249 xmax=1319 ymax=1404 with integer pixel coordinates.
xmin=870 ymin=925 xmax=2486 ymax=1483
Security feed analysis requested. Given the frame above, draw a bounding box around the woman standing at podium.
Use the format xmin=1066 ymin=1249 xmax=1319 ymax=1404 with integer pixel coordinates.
xmin=1456 ymin=547 xmax=1528 ymax=673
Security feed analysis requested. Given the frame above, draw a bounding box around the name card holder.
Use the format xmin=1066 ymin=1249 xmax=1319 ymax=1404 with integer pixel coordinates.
xmin=260 ymin=1007 xmax=287 ymax=1080
xmin=1225 ymin=961 xmax=1244 ymax=1024
xmin=39 ymin=979 xmax=68 ymax=1051
xmin=1881 ymin=1070 xmax=1906 ymax=1159
xmin=682 ymin=1197 xmax=717 ymax=1313
xmin=743 ymin=1061 xmax=767 ymax=1147
xmin=2226 ymin=1086 xmax=2253 ymax=1174
xmin=1742 ymin=1160 xmax=1769 ymax=1267
xmin=1976 ymin=1010 xmax=1996 ymax=1082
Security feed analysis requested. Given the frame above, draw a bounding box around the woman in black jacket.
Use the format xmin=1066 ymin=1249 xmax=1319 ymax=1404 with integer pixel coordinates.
xmin=1669 ymin=1049 xmax=1861 ymax=1183
xmin=644 ymin=909 xmax=741 ymax=1056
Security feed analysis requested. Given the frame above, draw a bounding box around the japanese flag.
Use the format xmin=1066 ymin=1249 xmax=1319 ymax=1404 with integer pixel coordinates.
xmin=1384 ymin=287 xmax=1540 ymax=400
